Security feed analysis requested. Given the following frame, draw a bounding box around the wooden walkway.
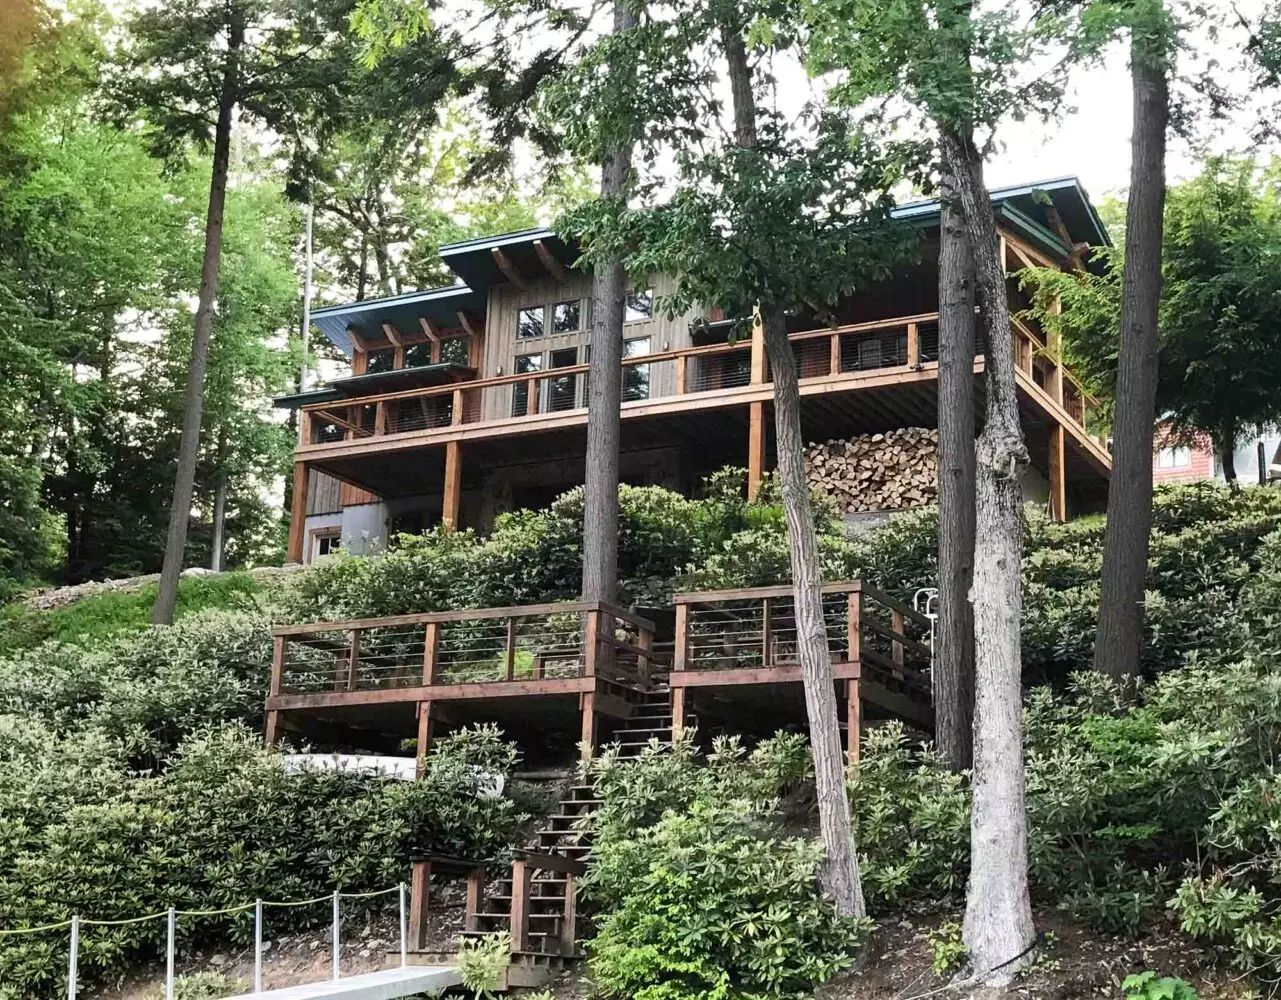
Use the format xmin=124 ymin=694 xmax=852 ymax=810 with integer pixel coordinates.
xmin=224 ymin=966 xmax=460 ymax=1000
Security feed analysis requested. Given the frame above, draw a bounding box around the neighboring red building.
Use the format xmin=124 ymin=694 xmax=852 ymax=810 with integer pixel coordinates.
xmin=1152 ymin=425 xmax=1215 ymax=484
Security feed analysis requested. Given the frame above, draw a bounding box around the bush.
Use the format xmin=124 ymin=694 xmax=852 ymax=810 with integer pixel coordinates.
xmin=0 ymin=723 xmax=527 ymax=996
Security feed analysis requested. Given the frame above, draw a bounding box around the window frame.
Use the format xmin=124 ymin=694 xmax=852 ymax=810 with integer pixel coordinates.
xmin=1158 ymin=445 xmax=1191 ymax=469
xmin=624 ymin=288 xmax=655 ymax=323
xmin=517 ymin=306 xmax=546 ymax=340
xmin=552 ymin=299 xmax=582 ymax=334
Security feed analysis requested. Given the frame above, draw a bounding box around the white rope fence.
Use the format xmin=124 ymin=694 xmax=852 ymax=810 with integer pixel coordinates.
xmin=0 ymin=882 xmax=410 ymax=999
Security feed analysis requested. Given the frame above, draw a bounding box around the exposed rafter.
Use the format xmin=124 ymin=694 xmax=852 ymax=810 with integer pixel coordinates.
xmin=381 ymin=323 xmax=404 ymax=347
xmin=533 ymin=240 xmax=568 ymax=283
xmin=417 ymin=316 xmax=441 ymax=344
xmin=491 ymin=248 xmax=529 ymax=291
xmin=456 ymin=311 xmax=481 ymax=338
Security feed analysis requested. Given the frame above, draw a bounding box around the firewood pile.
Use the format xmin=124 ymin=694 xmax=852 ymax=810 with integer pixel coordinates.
xmin=805 ymin=427 xmax=939 ymax=513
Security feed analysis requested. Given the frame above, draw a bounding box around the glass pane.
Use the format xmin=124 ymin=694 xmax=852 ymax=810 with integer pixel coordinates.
xmin=549 ymin=348 xmax=579 ymax=411
xmin=440 ymin=337 xmax=470 ymax=364
xmin=403 ymin=342 xmax=433 ymax=368
xmin=517 ymin=307 xmax=544 ymax=339
xmin=553 ymin=300 xmax=581 ymax=334
xmin=625 ymin=289 xmax=654 ymax=322
xmin=623 ymin=337 xmax=651 ymax=401
xmin=366 ymin=348 xmax=395 ymax=373
xmin=512 ymin=354 xmax=543 ymax=416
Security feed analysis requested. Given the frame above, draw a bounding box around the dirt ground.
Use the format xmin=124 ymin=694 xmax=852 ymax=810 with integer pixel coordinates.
xmin=95 ymin=901 xmax=1253 ymax=999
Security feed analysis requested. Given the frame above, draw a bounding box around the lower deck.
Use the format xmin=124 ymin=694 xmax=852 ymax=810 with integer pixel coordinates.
xmin=266 ymin=583 xmax=933 ymax=766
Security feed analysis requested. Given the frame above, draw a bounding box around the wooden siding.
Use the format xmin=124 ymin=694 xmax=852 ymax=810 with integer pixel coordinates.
xmin=307 ymin=470 xmax=342 ymax=515
xmin=480 ymin=271 xmax=702 ymax=421
xmin=341 ymin=482 xmax=382 ymax=506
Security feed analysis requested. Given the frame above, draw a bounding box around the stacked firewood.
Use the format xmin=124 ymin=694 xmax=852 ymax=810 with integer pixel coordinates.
xmin=805 ymin=427 xmax=939 ymax=513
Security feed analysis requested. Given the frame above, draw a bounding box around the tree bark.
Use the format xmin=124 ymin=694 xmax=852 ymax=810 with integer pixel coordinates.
xmin=152 ymin=11 xmax=243 ymax=624
xmin=939 ymin=126 xmax=1035 ymax=984
xmin=723 ymin=16 xmax=864 ymax=918
xmin=580 ymin=0 xmax=636 ymax=605
xmin=1092 ymin=30 xmax=1169 ymax=682
xmin=1219 ymin=429 xmax=1237 ymax=483
xmin=210 ymin=427 xmax=228 ymax=572
xmin=935 ymin=172 xmax=977 ymax=772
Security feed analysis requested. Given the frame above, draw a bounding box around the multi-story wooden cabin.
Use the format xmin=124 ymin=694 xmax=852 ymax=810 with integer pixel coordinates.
xmin=277 ymin=176 xmax=1111 ymax=564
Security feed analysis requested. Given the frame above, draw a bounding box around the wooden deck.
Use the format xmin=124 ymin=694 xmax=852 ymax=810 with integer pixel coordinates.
xmin=266 ymin=581 xmax=933 ymax=766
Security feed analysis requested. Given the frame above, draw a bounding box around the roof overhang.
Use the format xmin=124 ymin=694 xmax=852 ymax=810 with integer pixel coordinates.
xmin=311 ymin=285 xmax=487 ymax=359
xmin=438 ymin=228 xmax=580 ymax=293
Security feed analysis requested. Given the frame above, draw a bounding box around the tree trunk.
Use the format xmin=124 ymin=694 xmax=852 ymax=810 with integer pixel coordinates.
xmin=1092 ymin=30 xmax=1169 ymax=682
xmin=580 ymin=0 xmax=636 ymax=605
xmin=939 ymin=126 xmax=1035 ymax=984
xmin=210 ymin=427 xmax=228 ymax=572
xmin=152 ymin=13 xmax=243 ymax=625
xmin=1220 ymin=429 xmax=1238 ymax=483
xmin=723 ymin=16 xmax=865 ymax=919
xmin=935 ymin=172 xmax=977 ymax=772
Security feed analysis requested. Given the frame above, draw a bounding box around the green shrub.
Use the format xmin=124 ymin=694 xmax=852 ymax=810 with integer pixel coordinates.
xmin=1122 ymin=971 xmax=1199 ymax=1000
xmin=145 ymin=971 xmax=246 ymax=1000
xmin=0 ymin=724 xmax=526 ymax=996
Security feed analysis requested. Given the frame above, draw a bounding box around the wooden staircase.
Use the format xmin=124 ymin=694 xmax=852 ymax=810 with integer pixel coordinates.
xmin=459 ymin=688 xmax=676 ymax=987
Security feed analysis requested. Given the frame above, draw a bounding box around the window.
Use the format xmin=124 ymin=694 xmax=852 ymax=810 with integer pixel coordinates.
xmin=312 ymin=530 xmax=341 ymax=560
xmin=517 ymin=307 xmax=544 ymax=339
xmin=622 ymin=337 xmax=651 ymax=401
xmin=548 ymin=347 xmax=580 ymax=411
xmin=440 ymin=337 xmax=470 ymax=365
xmin=366 ymin=348 xmax=395 ymax=374
xmin=625 ymin=289 xmax=654 ymax=322
xmin=552 ymin=300 xmax=581 ymax=334
xmin=512 ymin=353 xmax=543 ymax=416
xmin=1158 ymin=446 xmax=1191 ymax=469
xmin=403 ymin=342 xmax=433 ymax=368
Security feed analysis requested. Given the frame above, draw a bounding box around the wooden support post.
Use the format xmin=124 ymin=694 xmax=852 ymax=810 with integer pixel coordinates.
xmin=1049 ymin=423 xmax=1067 ymax=522
xmin=409 ymin=860 xmax=431 ymax=950
xmin=333 ymin=646 xmax=350 ymax=692
xmin=560 ymin=873 xmax=577 ymax=956
xmin=374 ymin=401 xmax=387 ymax=436
xmin=675 ymin=354 xmax=688 ymax=394
xmin=525 ymin=377 xmax=539 ymax=415
xmin=264 ymin=710 xmax=280 ymax=748
xmin=415 ymin=701 xmax=433 ymax=778
xmin=270 ymin=635 xmax=285 ymax=698
xmin=847 ymin=592 xmax=861 ymax=662
xmin=422 ymin=622 xmax=439 ymax=685
xmin=464 ymin=867 xmax=484 ymax=932
xmin=671 ymin=686 xmax=686 ymax=743
xmin=298 ymin=408 xmax=312 ymax=447
xmin=580 ymin=692 xmax=597 ymax=760
xmin=584 ymin=610 xmax=600 ymax=677
xmin=674 ymin=604 xmax=688 ymax=670
xmin=443 ymin=440 xmax=462 ymax=528
xmin=747 ymin=401 xmax=766 ymax=500
xmin=287 ymin=462 xmax=308 ymax=564
xmin=906 ymin=322 xmax=920 ymax=366
xmin=346 ymin=629 xmax=362 ymax=691
xmin=761 ymin=597 xmax=773 ymax=666
xmin=509 ymin=859 xmax=532 ymax=953
xmin=846 ymin=678 xmax=861 ymax=767
xmin=829 ymin=331 xmax=842 ymax=375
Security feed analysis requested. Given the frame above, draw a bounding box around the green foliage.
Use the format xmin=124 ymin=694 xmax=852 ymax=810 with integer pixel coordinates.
xmin=927 ymin=922 xmax=966 ymax=977
xmin=456 ymin=931 xmax=512 ymax=999
xmin=0 ymin=723 xmax=525 ymax=996
xmin=583 ymin=734 xmax=866 ymax=1000
xmin=145 ymin=971 xmax=246 ymax=1000
xmin=1123 ymin=971 xmax=1200 ymax=1000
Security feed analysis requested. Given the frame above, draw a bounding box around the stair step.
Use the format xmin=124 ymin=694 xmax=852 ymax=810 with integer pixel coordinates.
xmin=475 ymin=911 xmax=563 ymax=922
xmin=487 ymin=894 xmax=568 ymax=905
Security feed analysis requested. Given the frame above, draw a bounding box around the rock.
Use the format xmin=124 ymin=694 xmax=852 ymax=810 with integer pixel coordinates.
xmin=308 ymin=939 xmax=321 ymax=952
xmin=211 ymin=953 xmax=228 ymax=967
xmin=262 ymin=940 xmax=273 ymax=954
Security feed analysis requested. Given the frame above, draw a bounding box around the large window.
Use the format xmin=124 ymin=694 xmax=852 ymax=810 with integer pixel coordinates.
xmin=622 ymin=337 xmax=651 ymax=401
xmin=440 ymin=337 xmax=470 ymax=364
xmin=512 ymin=353 xmax=543 ymax=415
xmin=1158 ymin=445 xmax=1191 ymax=469
xmin=548 ymin=347 xmax=581 ymax=411
xmin=517 ymin=307 xmax=545 ymax=339
xmin=553 ymin=300 xmax=581 ymax=334
xmin=625 ymin=289 xmax=654 ymax=322
xmin=366 ymin=348 xmax=395 ymax=374
xmin=403 ymin=342 xmax=433 ymax=368
xmin=311 ymin=529 xmax=341 ymax=560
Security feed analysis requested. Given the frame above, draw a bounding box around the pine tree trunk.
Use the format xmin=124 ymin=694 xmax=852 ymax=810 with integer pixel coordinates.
xmin=935 ymin=172 xmax=977 ymax=772
xmin=723 ymin=15 xmax=864 ymax=918
xmin=580 ymin=0 xmax=636 ymax=605
xmin=939 ymin=126 xmax=1035 ymax=983
xmin=152 ymin=13 xmax=243 ymax=625
xmin=1093 ymin=32 xmax=1168 ymax=682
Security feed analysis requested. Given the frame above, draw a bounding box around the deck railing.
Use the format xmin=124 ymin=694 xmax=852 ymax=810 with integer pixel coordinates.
xmin=270 ymin=601 xmax=660 ymax=695
xmin=299 ymin=310 xmax=1103 ymax=454
xmin=671 ymin=580 xmax=933 ymax=704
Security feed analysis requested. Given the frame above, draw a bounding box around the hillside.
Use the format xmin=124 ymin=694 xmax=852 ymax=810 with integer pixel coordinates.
xmin=4 ymin=478 xmax=1281 ymax=999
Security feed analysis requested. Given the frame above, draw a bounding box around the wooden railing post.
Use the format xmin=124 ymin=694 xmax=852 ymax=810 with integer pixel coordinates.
xmin=637 ymin=625 xmax=653 ymax=686
xmin=270 ymin=635 xmax=285 ymax=698
xmin=891 ymin=609 xmax=905 ymax=669
xmin=464 ymin=867 xmax=485 ymax=932
xmin=829 ymin=331 xmax=841 ymax=375
xmin=525 ymin=377 xmax=539 ymax=415
xmin=346 ymin=628 xmax=362 ymax=691
xmin=451 ymin=388 xmax=464 ymax=426
xmin=761 ymin=597 xmax=773 ymax=667
xmin=847 ymin=592 xmax=861 ymax=663
xmin=409 ymin=860 xmax=431 ymax=950
xmin=583 ymin=609 xmax=600 ymax=678
xmin=906 ymin=322 xmax=920 ymax=366
xmin=422 ymin=621 xmax=439 ymax=685
xmin=674 ymin=603 xmax=688 ymax=671
xmin=505 ymin=617 xmax=517 ymax=680
xmin=509 ymin=858 xmax=531 ymax=953
xmin=675 ymin=354 xmax=687 ymax=394
xmin=560 ymin=872 xmax=577 ymax=956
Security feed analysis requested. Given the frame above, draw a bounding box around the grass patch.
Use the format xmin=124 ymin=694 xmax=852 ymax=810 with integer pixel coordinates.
xmin=0 ymin=572 xmax=262 ymax=656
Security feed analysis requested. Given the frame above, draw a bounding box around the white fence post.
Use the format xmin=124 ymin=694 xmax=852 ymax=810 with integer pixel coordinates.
xmin=254 ymin=900 xmax=263 ymax=993
xmin=165 ymin=907 xmax=176 ymax=1000
xmin=67 ymin=916 xmax=80 ymax=1000
xmin=398 ymin=882 xmax=408 ymax=968
xmin=331 ymin=890 xmax=340 ymax=981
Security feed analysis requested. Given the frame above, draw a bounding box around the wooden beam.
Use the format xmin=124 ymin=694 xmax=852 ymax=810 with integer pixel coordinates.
xmin=1049 ymin=423 xmax=1067 ymax=522
xmin=749 ymin=308 xmax=766 ymax=384
xmin=491 ymin=248 xmax=528 ymax=291
xmin=580 ymin=691 xmax=596 ymax=759
xmin=847 ymin=679 xmax=861 ymax=767
xmin=669 ymin=663 xmax=860 ymax=687
xmin=415 ymin=700 xmax=433 ymax=778
xmin=671 ymin=686 xmax=685 ymax=743
xmin=409 ymin=860 xmax=431 ymax=949
xmin=456 ymin=310 xmax=481 ymax=338
xmin=747 ymin=400 xmax=766 ymax=499
xmin=443 ymin=440 xmax=462 ymax=528
xmin=533 ymin=239 xmax=568 ymax=282
xmin=509 ymin=858 xmax=532 ymax=952
xmin=287 ymin=462 xmax=308 ymax=563
xmin=381 ymin=323 xmax=404 ymax=347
